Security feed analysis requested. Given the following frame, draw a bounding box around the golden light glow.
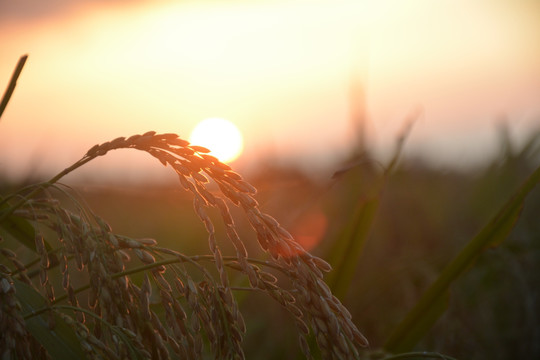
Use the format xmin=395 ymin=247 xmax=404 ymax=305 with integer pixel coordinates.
xmin=189 ymin=118 xmax=244 ymax=163
xmin=290 ymin=209 xmax=328 ymax=252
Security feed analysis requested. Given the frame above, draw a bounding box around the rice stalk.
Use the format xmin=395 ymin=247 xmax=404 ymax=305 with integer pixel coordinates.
xmin=0 ymin=131 xmax=369 ymax=359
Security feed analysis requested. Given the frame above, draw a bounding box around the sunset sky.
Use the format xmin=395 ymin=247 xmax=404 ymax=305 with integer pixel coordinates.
xmin=1 ymin=0 xmax=539 ymax=181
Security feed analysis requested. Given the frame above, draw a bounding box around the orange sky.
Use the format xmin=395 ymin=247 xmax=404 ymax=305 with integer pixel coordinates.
xmin=1 ymin=0 xmax=539 ymax=181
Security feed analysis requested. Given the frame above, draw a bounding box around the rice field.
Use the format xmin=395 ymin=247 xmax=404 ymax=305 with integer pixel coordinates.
xmin=1 ymin=56 xmax=540 ymax=359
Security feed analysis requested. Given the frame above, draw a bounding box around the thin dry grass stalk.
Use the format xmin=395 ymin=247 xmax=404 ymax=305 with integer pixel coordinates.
xmin=0 ymin=131 xmax=368 ymax=359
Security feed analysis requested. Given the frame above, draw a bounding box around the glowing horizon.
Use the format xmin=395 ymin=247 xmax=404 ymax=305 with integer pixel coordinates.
xmin=1 ymin=0 xmax=539 ymax=180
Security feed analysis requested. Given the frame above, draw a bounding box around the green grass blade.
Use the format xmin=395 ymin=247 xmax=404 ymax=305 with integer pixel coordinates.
xmin=381 ymin=351 xmax=458 ymax=360
xmin=15 ymin=279 xmax=87 ymax=359
xmin=326 ymin=196 xmax=379 ymax=299
xmin=0 ymin=203 xmax=36 ymax=252
xmin=326 ymin=120 xmax=409 ymax=300
xmin=384 ymin=163 xmax=540 ymax=353
xmin=0 ymin=203 xmax=57 ymax=266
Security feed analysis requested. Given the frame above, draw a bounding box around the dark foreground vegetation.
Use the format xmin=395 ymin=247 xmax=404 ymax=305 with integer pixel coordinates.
xmin=71 ymin=126 xmax=540 ymax=359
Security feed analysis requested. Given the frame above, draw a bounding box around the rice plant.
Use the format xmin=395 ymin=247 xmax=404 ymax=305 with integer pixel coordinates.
xmin=3 ymin=54 xmax=539 ymax=360
xmin=0 ymin=130 xmax=373 ymax=359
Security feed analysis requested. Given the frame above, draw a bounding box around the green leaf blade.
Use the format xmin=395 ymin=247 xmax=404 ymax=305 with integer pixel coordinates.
xmin=14 ymin=279 xmax=87 ymax=360
xmin=0 ymin=205 xmax=36 ymax=252
xmin=327 ymin=196 xmax=379 ymax=300
xmin=384 ymin=164 xmax=540 ymax=353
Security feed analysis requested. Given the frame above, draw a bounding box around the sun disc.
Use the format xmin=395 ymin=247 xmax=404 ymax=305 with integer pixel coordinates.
xmin=189 ymin=118 xmax=244 ymax=163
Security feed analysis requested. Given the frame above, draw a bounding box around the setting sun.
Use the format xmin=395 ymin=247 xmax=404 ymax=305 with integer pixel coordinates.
xmin=189 ymin=118 xmax=244 ymax=163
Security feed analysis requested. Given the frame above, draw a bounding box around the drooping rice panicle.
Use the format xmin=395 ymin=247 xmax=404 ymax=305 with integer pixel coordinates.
xmin=1 ymin=132 xmax=368 ymax=359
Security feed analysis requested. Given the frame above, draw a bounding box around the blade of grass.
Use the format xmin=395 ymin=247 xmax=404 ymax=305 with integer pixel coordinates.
xmin=326 ymin=195 xmax=379 ymax=299
xmin=382 ymin=352 xmax=458 ymax=360
xmin=0 ymin=203 xmax=58 ymax=268
xmin=384 ymin=163 xmax=540 ymax=353
xmin=0 ymin=54 xmax=28 ymax=121
xmin=326 ymin=116 xmax=415 ymax=299
xmin=0 ymin=203 xmax=36 ymax=251
xmin=15 ymin=279 xmax=87 ymax=359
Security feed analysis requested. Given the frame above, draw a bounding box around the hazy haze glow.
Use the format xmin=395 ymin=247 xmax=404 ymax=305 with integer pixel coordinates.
xmin=1 ymin=0 xmax=539 ymax=181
